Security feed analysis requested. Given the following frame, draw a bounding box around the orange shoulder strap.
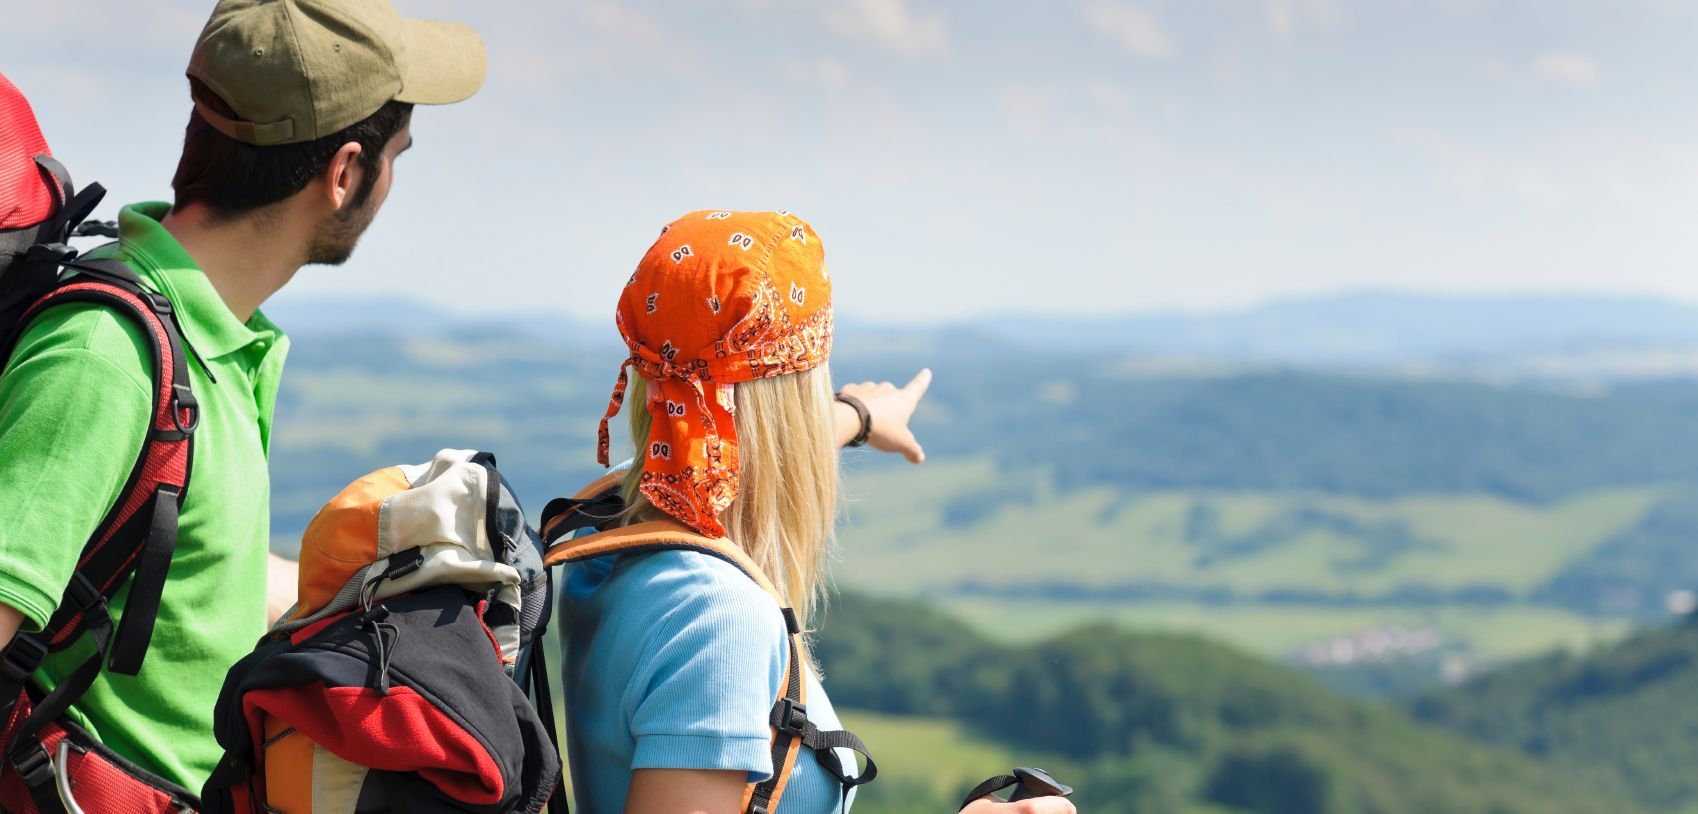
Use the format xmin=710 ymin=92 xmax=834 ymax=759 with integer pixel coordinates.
xmin=543 ymin=519 xmax=786 ymax=601
xmin=542 ymin=502 xmax=808 ymax=814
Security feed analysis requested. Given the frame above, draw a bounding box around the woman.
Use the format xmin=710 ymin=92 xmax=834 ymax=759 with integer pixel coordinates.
xmin=561 ymin=210 xmax=1074 ymax=814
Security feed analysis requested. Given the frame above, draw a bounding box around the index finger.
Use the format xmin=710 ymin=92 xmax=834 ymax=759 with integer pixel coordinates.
xmin=903 ymin=368 xmax=933 ymax=402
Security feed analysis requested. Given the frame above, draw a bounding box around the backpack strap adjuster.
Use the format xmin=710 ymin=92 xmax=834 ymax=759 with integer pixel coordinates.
xmin=0 ymin=635 xmax=47 ymax=683
xmin=7 ymin=737 xmax=54 ymax=786
xmin=60 ymin=572 xmax=113 ymax=638
xmin=140 ymin=290 xmax=172 ymax=316
xmin=771 ymin=698 xmax=810 ymax=737
xmin=65 ymin=572 xmax=104 ymax=616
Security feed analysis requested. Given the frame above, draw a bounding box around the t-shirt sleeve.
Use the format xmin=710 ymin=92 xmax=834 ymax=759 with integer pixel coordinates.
xmin=0 ymin=306 xmax=153 ymax=630
xmin=622 ymin=555 xmax=789 ymax=781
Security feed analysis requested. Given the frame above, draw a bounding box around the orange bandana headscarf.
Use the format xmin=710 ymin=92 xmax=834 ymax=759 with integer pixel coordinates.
xmin=597 ymin=209 xmax=833 ymax=538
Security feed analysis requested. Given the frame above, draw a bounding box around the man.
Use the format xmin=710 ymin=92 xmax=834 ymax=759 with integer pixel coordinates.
xmin=0 ymin=0 xmax=937 ymax=797
xmin=0 ymin=0 xmax=487 ymax=790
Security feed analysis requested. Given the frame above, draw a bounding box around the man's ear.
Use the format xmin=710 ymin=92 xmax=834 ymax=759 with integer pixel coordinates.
xmin=323 ymin=141 xmax=365 ymax=212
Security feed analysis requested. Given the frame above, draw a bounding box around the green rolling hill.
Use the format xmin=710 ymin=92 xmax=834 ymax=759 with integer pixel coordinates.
xmin=1412 ymin=613 xmax=1698 ymax=811
xmin=815 ymin=593 xmax=1638 ymax=814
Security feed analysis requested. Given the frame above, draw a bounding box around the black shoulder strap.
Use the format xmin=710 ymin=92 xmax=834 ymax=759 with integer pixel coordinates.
xmin=528 ymin=643 xmax=568 ymax=814
xmin=29 ymin=155 xmax=104 ymax=248
xmin=32 ymin=154 xmax=72 ymax=216
xmin=744 ymin=606 xmax=878 ymax=814
xmin=540 ymin=489 xmax=626 ymax=544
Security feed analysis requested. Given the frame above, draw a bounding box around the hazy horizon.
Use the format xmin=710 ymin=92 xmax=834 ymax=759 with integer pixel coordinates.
xmin=18 ymin=0 xmax=1698 ymax=321
xmin=261 ymin=283 xmax=1698 ymax=323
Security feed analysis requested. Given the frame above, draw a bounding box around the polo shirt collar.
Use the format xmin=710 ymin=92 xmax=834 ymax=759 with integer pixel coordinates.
xmin=114 ymin=202 xmax=278 ymax=360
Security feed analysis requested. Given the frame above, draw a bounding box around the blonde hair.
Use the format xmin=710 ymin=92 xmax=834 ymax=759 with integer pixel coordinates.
xmin=620 ymin=365 xmax=840 ymax=623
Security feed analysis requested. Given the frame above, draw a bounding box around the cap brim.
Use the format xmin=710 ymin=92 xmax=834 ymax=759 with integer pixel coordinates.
xmin=394 ymin=19 xmax=487 ymax=106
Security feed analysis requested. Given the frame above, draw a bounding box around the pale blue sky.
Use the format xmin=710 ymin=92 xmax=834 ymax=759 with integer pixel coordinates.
xmin=10 ymin=0 xmax=1698 ymax=320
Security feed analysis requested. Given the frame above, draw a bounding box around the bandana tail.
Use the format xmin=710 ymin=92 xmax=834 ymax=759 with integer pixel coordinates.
xmin=693 ymin=380 xmax=737 ymax=537
xmin=634 ymin=377 xmax=737 ymax=538
xmin=596 ymin=360 xmax=632 ymax=467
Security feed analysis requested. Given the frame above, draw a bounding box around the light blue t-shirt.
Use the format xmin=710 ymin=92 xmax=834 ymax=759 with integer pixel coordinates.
xmin=561 ymin=549 xmax=858 ymax=814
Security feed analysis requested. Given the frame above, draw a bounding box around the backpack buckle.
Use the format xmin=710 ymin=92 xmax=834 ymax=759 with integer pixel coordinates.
xmin=168 ymin=383 xmax=199 ymax=435
xmin=63 ymin=573 xmax=111 ymax=631
xmin=65 ymin=573 xmax=103 ymax=613
xmin=22 ymin=242 xmax=75 ymax=267
xmin=7 ymin=738 xmax=54 ymax=793
xmin=142 ymin=290 xmax=173 ymax=316
xmin=0 ymin=636 xmax=47 ymax=683
xmin=771 ymin=698 xmax=809 ymax=737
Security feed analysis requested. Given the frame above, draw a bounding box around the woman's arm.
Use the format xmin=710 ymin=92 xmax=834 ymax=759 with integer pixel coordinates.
xmin=625 ymin=768 xmax=748 ymax=814
xmin=835 ymin=368 xmax=933 ymax=462
xmin=267 ymin=552 xmax=299 ymax=625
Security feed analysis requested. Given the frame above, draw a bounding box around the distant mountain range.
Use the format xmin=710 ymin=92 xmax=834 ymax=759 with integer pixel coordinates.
xmin=264 ymin=289 xmax=1698 ymax=377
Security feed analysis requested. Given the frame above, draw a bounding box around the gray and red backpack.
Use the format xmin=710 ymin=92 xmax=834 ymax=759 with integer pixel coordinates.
xmin=199 ymin=461 xmax=879 ymax=814
xmin=0 ymin=71 xmax=206 ymax=813
xmin=200 ymin=450 xmax=564 ymax=813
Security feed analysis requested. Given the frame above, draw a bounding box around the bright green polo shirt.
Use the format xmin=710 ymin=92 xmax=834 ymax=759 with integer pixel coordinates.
xmin=0 ymin=202 xmax=287 ymax=789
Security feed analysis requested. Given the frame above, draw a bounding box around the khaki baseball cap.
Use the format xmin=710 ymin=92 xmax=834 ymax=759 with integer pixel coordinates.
xmin=186 ymin=0 xmax=486 ymax=146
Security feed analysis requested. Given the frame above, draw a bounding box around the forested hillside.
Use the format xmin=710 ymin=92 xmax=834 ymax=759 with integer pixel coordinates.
xmin=815 ymin=593 xmax=1636 ymax=814
xmin=1411 ymin=613 xmax=1698 ymax=810
xmin=892 ymin=360 xmax=1698 ymax=502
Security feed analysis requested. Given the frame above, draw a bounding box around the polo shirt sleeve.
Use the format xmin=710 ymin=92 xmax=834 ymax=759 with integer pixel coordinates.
xmin=622 ymin=552 xmax=791 ymax=781
xmin=0 ymin=305 xmax=153 ymax=630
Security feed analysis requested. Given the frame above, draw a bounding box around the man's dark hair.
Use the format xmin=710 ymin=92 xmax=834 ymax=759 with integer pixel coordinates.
xmin=172 ymin=79 xmax=412 ymax=220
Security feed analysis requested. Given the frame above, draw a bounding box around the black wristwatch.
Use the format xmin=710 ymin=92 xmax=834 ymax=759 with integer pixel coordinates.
xmin=834 ymin=392 xmax=872 ymax=447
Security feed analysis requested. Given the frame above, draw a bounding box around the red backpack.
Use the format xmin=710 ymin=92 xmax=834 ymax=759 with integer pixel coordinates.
xmin=0 ymin=70 xmax=204 ymax=813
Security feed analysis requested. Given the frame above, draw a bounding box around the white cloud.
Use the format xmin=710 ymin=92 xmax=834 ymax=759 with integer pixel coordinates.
xmin=824 ymin=0 xmax=949 ymax=58
xmin=782 ymin=56 xmax=854 ymax=91
xmin=1392 ymin=124 xmax=1698 ymax=214
xmin=1267 ymin=0 xmax=1297 ymax=38
xmin=1081 ymin=3 xmax=1176 ymax=60
xmin=813 ymin=57 xmax=853 ymax=90
xmin=1000 ymin=84 xmax=1064 ymax=140
xmin=1265 ymin=0 xmax=1346 ymax=39
xmin=1085 ymin=82 xmax=1132 ymax=113
xmin=579 ymin=2 xmax=667 ymax=48
xmin=1532 ymin=51 xmax=1601 ymax=89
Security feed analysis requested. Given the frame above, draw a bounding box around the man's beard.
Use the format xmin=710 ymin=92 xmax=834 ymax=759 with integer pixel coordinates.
xmin=306 ymin=193 xmax=379 ymax=266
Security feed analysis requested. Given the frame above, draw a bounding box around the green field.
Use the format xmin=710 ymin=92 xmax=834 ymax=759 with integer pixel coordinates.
xmin=836 ymin=711 xmax=1029 ymax=803
xmin=833 ymin=457 xmax=1659 ymax=665
xmin=932 ymin=598 xmax=1632 ymax=660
